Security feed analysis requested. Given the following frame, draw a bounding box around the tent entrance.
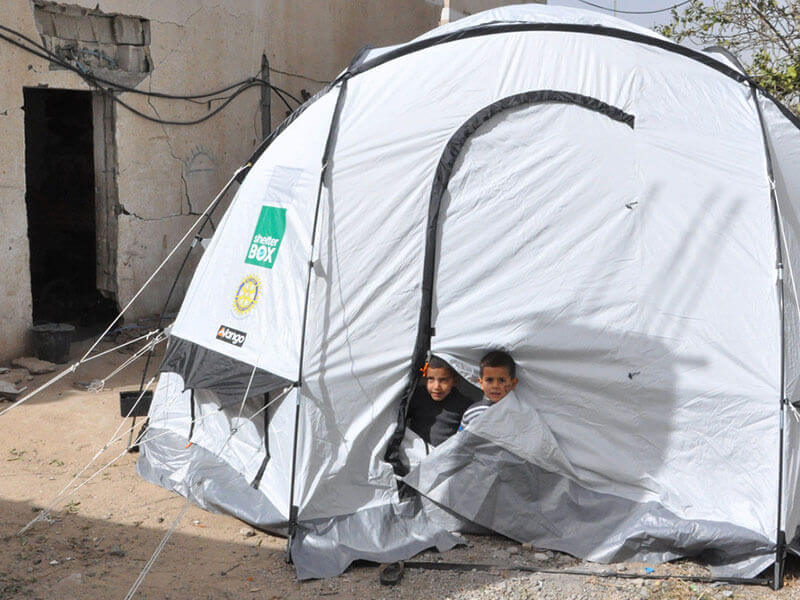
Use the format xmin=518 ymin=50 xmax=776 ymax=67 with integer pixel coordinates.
xmin=23 ymin=87 xmax=118 ymax=333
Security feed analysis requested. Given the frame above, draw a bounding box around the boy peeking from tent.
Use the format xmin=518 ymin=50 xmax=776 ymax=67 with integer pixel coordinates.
xmin=407 ymin=356 xmax=472 ymax=447
xmin=459 ymin=351 xmax=518 ymax=431
xmin=407 ymin=351 xmax=518 ymax=448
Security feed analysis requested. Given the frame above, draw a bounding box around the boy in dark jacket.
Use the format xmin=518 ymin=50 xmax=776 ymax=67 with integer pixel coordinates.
xmin=407 ymin=356 xmax=472 ymax=447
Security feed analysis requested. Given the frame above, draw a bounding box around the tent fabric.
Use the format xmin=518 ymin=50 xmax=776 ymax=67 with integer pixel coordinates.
xmin=164 ymin=90 xmax=341 ymax=386
xmin=138 ymin=4 xmax=800 ymax=580
xmin=159 ymin=336 xmax=292 ymax=405
xmin=403 ymin=394 xmax=775 ymax=576
xmin=758 ymin=97 xmax=800 ymax=550
xmin=290 ymin=499 xmax=460 ymax=579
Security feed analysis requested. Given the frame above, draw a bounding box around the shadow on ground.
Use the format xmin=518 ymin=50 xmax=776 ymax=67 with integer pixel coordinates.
xmin=0 ymin=497 xmax=520 ymax=600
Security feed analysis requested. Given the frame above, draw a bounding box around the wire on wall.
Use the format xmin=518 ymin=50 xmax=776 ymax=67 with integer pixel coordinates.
xmin=0 ymin=22 xmax=306 ymax=126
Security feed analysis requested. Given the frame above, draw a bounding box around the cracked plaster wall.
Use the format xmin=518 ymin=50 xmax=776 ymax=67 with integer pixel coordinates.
xmin=1 ymin=3 xmax=97 ymax=360
xmin=1 ymin=0 xmax=530 ymax=361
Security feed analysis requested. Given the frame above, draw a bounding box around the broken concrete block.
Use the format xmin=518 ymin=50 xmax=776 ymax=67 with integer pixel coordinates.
xmin=37 ymin=13 xmax=56 ymax=37
xmin=0 ymin=368 xmax=30 ymax=386
xmin=52 ymin=13 xmax=80 ymax=40
xmin=115 ymin=45 xmax=146 ymax=72
xmin=112 ymin=15 xmax=144 ymax=45
xmin=90 ymin=16 xmax=115 ymax=44
xmin=12 ymin=357 xmax=58 ymax=375
xmin=75 ymin=17 xmax=96 ymax=42
xmin=0 ymin=380 xmax=26 ymax=399
xmin=141 ymin=20 xmax=151 ymax=46
xmin=60 ymin=4 xmax=87 ymax=18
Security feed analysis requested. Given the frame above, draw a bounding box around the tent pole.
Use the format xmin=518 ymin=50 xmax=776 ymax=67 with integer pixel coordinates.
xmin=285 ymin=75 xmax=351 ymax=564
xmin=704 ymin=46 xmax=787 ymax=590
xmin=762 ymin=99 xmax=787 ymax=592
xmin=753 ymin=84 xmax=788 ymax=594
xmin=285 ymin=392 xmax=301 ymax=563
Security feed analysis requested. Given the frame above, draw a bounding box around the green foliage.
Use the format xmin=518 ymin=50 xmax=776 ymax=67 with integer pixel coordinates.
xmin=657 ymin=0 xmax=800 ymax=115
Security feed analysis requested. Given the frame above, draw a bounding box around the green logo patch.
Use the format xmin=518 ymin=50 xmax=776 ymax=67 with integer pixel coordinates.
xmin=245 ymin=206 xmax=286 ymax=269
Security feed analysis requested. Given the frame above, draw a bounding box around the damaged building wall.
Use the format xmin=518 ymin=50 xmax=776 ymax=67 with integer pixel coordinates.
xmin=2 ymin=0 xmax=281 ymax=362
xmin=442 ymin=0 xmax=544 ymax=22
xmin=0 ymin=4 xmax=92 ymax=363
xmin=0 ymin=0 xmax=539 ymax=362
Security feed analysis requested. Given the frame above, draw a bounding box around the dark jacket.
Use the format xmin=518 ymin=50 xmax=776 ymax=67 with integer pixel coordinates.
xmin=407 ymin=386 xmax=472 ymax=447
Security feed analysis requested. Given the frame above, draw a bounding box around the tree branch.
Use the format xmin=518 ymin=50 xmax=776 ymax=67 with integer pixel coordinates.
xmin=747 ymin=1 xmax=797 ymax=57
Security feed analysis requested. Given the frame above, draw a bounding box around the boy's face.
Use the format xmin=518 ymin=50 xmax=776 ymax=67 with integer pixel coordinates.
xmin=479 ymin=366 xmax=518 ymax=403
xmin=426 ymin=367 xmax=455 ymax=402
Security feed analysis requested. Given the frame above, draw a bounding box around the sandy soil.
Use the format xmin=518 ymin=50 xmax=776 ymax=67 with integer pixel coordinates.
xmin=2 ymin=328 xmax=800 ymax=600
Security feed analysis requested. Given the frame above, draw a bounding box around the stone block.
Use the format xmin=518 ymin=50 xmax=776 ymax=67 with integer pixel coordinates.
xmin=0 ymin=380 xmax=26 ymax=399
xmin=92 ymin=43 xmax=120 ymax=69
xmin=116 ymin=45 xmax=146 ymax=73
xmin=60 ymin=4 xmax=87 ymax=18
xmin=0 ymin=368 xmax=30 ymax=386
xmin=52 ymin=14 xmax=79 ymax=40
xmin=112 ymin=15 xmax=144 ymax=45
xmin=91 ymin=16 xmax=115 ymax=44
xmin=37 ymin=13 xmax=56 ymax=37
xmin=141 ymin=20 xmax=151 ymax=46
xmin=75 ymin=16 xmax=96 ymax=42
xmin=12 ymin=357 xmax=58 ymax=375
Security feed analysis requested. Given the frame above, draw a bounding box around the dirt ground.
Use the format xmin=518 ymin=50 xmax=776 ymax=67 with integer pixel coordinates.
xmin=2 ymin=329 xmax=800 ymax=600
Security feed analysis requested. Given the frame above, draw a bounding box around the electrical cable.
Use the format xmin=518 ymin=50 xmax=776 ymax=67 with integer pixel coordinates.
xmin=0 ymin=23 xmax=304 ymax=104
xmin=575 ymin=0 xmax=692 ymax=15
xmin=0 ymin=30 xmax=256 ymax=125
xmin=0 ymin=23 xmax=269 ymax=100
xmin=0 ymin=23 xmax=305 ymax=125
xmin=110 ymin=81 xmax=263 ymax=125
xmin=271 ymin=84 xmax=297 ymax=113
xmin=269 ymin=84 xmax=303 ymax=106
xmin=269 ymin=65 xmax=329 ymax=85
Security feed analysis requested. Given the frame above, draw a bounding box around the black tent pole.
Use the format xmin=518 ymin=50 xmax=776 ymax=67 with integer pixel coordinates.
xmin=285 ymin=74 xmax=350 ymax=564
xmin=703 ymin=47 xmax=787 ymax=590
xmin=750 ymin=74 xmax=787 ymax=595
xmin=752 ymin=81 xmax=788 ymax=593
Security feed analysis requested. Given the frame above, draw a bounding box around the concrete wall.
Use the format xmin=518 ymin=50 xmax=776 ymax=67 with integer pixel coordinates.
xmin=0 ymin=0 xmax=541 ymax=362
xmin=1 ymin=3 xmax=85 ymax=362
xmin=448 ymin=0 xmax=541 ymax=20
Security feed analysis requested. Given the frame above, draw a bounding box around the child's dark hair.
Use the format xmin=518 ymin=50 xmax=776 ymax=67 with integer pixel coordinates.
xmin=480 ymin=350 xmax=516 ymax=378
xmin=428 ymin=355 xmax=456 ymax=377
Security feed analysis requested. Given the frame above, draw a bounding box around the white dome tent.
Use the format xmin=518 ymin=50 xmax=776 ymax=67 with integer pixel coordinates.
xmin=137 ymin=4 xmax=800 ymax=584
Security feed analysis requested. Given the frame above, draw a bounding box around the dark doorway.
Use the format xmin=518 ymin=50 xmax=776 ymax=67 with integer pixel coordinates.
xmin=23 ymin=88 xmax=117 ymax=331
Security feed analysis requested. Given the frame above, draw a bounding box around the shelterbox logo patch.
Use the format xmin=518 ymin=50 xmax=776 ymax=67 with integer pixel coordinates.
xmin=245 ymin=206 xmax=287 ymax=269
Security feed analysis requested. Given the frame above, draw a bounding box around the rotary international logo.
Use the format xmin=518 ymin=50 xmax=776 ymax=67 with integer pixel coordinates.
xmin=232 ymin=275 xmax=261 ymax=318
